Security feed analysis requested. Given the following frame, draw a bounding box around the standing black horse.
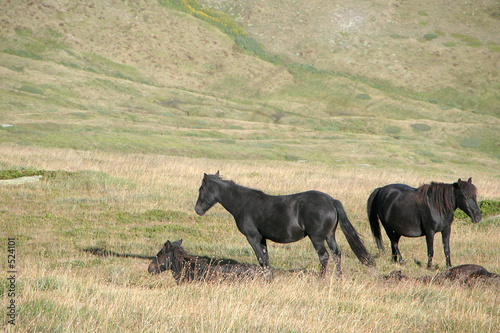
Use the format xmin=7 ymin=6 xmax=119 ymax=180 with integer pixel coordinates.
xmin=195 ymin=172 xmax=374 ymax=276
xmin=367 ymin=178 xmax=482 ymax=269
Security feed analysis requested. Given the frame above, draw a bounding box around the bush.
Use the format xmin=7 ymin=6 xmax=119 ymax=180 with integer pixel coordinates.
xmin=424 ymin=33 xmax=438 ymax=41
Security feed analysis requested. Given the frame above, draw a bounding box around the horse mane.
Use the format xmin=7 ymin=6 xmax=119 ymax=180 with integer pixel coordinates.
xmin=216 ymin=176 xmax=267 ymax=198
xmin=415 ymin=182 xmax=455 ymax=215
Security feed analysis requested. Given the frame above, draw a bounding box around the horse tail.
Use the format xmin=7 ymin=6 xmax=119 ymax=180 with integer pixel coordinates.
xmin=334 ymin=200 xmax=375 ymax=267
xmin=367 ymin=187 xmax=384 ymax=252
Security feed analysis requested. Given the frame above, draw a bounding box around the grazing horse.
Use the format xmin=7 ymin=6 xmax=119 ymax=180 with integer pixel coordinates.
xmin=194 ymin=172 xmax=374 ymax=277
xmin=367 ymin=178 xmax=482 ymax=268
xmin=148 ymin=239 xmax=263 ymax=283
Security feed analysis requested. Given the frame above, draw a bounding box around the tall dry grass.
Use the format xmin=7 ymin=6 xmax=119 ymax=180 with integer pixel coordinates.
xmin=1 ymin=143 xmax=499 ymax=332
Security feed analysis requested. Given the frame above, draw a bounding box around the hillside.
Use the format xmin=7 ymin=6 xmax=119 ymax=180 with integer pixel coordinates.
xmin=202 ymin=0 xmax=500 ymax=115
xmin=0 ymin=0 xmax=499 ymax=171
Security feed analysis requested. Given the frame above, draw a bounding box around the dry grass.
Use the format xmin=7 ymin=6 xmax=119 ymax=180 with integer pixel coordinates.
xmin=1 ymin=144 xmax=499 ymax=332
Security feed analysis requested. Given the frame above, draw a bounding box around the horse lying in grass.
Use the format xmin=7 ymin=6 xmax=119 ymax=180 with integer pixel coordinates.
xmin=384 ymin=264 xmax=500 ymax=286
xmin=148 ymin=240 xmax=269 ymax=284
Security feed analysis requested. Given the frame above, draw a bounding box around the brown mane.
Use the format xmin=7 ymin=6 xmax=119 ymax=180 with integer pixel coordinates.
xmin=415 ymin=182 xmax=456 ymax=215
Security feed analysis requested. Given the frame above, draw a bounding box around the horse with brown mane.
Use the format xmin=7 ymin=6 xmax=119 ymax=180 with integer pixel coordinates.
xmin=367 ymin=178 xmax=481 ymax=268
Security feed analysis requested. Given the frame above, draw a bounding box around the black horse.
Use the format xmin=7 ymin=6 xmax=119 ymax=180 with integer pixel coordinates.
xmin=367 ymin=178 xmax=482 ymax=269
xmin=148 ymin=239 xmax=264 ymax=283
xmin=195 ymin=172 xmax=374 ymax=276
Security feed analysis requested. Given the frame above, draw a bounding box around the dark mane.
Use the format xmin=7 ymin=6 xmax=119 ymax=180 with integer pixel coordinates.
xmin=415 ymin=182 xmax=455 ymax=215
xmin=216 ymin=176 xmax=267 ymax=198
xmin=460 ymin=181 xmax=477 ymax=197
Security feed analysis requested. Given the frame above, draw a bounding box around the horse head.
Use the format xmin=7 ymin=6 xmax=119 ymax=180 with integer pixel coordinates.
xmin=195 ymin=171 xmax=221 ymax=216
xmin=454 ymin=178 xmax=482 ymax=223
xmin=148 ymin=239 xmax=188 ymax=275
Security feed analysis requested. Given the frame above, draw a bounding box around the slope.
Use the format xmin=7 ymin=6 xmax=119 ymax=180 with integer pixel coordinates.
xmin=0 ymin=0 xmax=498 ymax=172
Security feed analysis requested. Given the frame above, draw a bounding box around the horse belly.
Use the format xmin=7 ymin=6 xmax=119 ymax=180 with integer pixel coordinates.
xmin=383 ymin=203 xmax=424 ymax=237
xmin=261 ymin=219 xmax=307 ymax=243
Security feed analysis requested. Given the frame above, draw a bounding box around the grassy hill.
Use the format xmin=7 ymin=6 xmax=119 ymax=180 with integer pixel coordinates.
xmin=1 ymin=0 xmax=499 ymax=169
xmin=1 ymin=1 xmax=499 ymax=332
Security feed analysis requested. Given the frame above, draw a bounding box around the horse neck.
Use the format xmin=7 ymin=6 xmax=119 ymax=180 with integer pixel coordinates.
xmin=212 ymin=180 xmax=250 ymax=217
xmin=172 ymin=256 xmax=198 ymax=282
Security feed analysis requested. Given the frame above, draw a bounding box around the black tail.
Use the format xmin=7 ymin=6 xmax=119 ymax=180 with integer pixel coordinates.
xmin=367 ymin=188 xmax=384 ymax=252
xmin=334 ymin=200 xmax=375 ymax=267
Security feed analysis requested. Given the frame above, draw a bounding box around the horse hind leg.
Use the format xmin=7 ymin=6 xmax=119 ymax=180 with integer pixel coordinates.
xmin=326 ymin=234 xmax=342 ymax=277
xmin=309 ymin=236 xmax=330 ymax=278
xmin=389 ymin=235 xmax=405 ymax=265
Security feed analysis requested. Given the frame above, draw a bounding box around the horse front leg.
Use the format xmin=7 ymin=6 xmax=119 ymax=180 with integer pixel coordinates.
xmin=441 ymin=228 xmax=452 ymax=269
xmin=246 ymin=234 xmax=269 ymax=269
xmin=425 ymin=232 xmax=435 ymax=269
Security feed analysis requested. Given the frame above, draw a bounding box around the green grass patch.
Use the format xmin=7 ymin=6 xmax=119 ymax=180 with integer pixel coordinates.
xmin=18 ymin=84 xmax=44 ymax=95
xmin=410 ymin=123 xmax=431 ymax=132
xmin=450 ymin=33 xmax=483 ymax=47
xmin=423 ymin=33 xmax=439 ymax=41
xmin=487 ymin=41 xmax=500 ymax=52
xmin=159 ymin=0 xmax=245 ymax=36
xmin=455 ymin=200 xmax=500 ymax=220
xmin=4 ymin=48 xmax=43 ymax=60
xmin=384 ymin=125 xmax=402 ymax=135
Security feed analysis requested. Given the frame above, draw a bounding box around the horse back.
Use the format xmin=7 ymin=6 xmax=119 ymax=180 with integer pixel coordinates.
xmin=372 ymin=184 xmax=425 ymax=237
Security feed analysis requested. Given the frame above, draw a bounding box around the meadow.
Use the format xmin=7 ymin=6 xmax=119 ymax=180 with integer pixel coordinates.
xmin=0 ymin=145 xmax=499 ymax=332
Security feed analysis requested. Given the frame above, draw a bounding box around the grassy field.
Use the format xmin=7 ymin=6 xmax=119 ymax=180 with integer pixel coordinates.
xmin=0 ymin=0 xmax=499 ymax=332
xmin=0 ymin=146 xmax=499 ymax=332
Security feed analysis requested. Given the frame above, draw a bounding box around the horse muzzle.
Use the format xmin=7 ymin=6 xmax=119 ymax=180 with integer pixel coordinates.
xmin=472 ymin=211 xmax=482 ymax=223
xmin=148 ymin=262 xmax=160 ymax=275
xmin=194 ymin=202 xmax=206 ymax=216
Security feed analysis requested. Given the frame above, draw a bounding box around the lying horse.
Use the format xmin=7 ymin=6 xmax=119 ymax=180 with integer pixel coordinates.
xmin=384 ymin=264 xmax=500 ymax=286
xmin=148 ymin=240 xmax=266 ymax=284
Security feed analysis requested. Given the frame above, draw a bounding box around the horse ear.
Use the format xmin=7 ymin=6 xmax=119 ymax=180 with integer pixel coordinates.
xmin=162 ymin=241 xmax=170 ymax=254
xmin=467 ymin=177 xmax=472 ymax=183
xmin=215 ymin=170 xmax=220 ymax=178
xmin=172 ymin=239 xmax=182 ymax=247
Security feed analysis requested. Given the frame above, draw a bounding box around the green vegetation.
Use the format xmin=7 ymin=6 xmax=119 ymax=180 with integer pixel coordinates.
xmin=0 ymin=1 xmax=499 ymax=329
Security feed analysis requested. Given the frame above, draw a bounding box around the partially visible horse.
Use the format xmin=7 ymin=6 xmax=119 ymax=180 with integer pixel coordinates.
xmin=367 ymin=178 xmax=481 ymax=268
xmin=384 ymin=264 xmax=500 ymax=286
xmin=195 ymin=172 xmax=374 ymax=277
xmin=148 ymin=240 xmax=265 ymax=283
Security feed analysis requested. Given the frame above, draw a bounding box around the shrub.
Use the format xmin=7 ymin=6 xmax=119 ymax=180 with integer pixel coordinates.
xmin=424 ymin=33 xmax=438 ymax=41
